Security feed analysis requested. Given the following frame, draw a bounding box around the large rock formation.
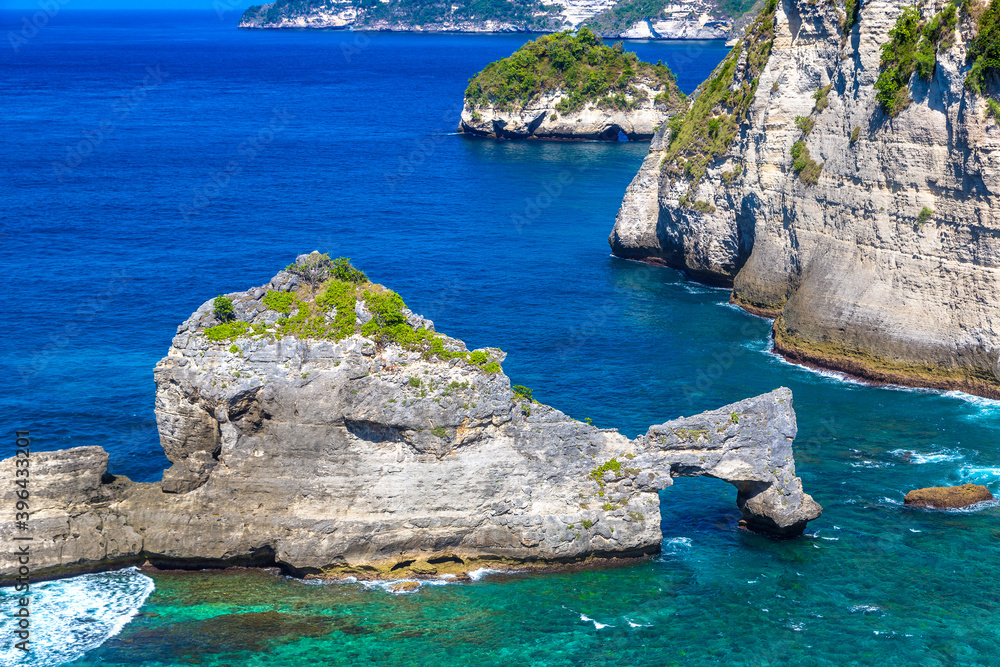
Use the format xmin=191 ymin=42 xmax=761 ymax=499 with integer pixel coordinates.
xmin=460 ymin=30 xmax=686 ymax=141
xmin=0 ymin=254 xmax=820 ymax=585
xmin=609 ymin=0 xmax=1000 ymax=398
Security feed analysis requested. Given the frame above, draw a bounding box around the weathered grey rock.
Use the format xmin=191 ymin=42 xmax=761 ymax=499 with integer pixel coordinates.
xmin=0 ymin=260 xmax=820 ymax=584
xmin=460 ymin=84 xmax=680 ymax=141
xmin=609 ymin=0 xmax=1000 ymax=398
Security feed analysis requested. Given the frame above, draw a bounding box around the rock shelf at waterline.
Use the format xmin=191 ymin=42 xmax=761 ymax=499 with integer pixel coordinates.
xmin=0 ymin=254 xmax=820 ymax=585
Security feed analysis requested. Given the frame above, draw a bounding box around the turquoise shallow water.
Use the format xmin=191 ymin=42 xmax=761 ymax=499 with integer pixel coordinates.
xmin=3 ymin=11 xmax=1000 ymax=667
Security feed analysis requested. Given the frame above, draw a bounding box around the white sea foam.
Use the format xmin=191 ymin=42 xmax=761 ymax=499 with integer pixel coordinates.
xmin=850 ymin=604 xmax=881 ymax=614
xmin=664 ymin=537 xmax=692 ymax=548
xmin=360 ymin=578 xmax=451 ymax=594
xmin=909 ymin=529 xmax=922 ymax=533
xmin=957 ymin=465 xmax=1000 ymax=482
xmin=888 ymin=448 xmax=965 ymax=464
xmin=0 ymin=567 xmax=154 ymax=667
xmin=579 ymin=613 xmax=612 ymax=630
xmin=850 ymin=460 xmax=889 ymax=469
xmin=468 ymin=568 xmax=504 ymax=581
xmin=625 ymin=617 xmax=651 ymax=628
xmin=941 ymin=390 xmax=1000 ymax=415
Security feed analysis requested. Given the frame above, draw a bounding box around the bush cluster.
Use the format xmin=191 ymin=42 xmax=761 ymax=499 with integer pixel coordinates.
xmin=966 ymin=0 xmax=1000 ymax=93
xmin=202 ymin=258 xmax=502 ymax=373
xmin=464 ymin=28 xmax=683 ymax=114
xmin=875 ymin=4 xmax=957 ymax=117
xmin=660 ymin=0 xmax=777 ymax=199
xmin=790 ymin=141 xmax=823 ymax=186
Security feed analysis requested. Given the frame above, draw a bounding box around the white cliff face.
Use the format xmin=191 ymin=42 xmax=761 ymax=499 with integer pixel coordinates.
xmin=610 ymin=0 xmax=1000 ymax=397
xmin=555 ymin=0 xmax=618 ymax=28
xmin=239 ymin=0 xmax=737 ymax=39
xmin=460 ymin=83 xmax=677 ymax=141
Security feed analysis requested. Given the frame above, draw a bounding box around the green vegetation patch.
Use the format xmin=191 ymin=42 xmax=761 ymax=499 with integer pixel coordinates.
xmin=988 ymin=98 xmax=1000 ymax=121
xmin=584 ymin=0 xmax=668 ymax=33
xmin=198 ymin=257 xmax=503 ymax=371
xmin=790 ymin=141 xmax=823 ymax=186
xmin=842 ymin=0 xmax=860 ymax=32
xmin=263 ymin=290 xmax=296 ymax=314
xmin=213 ymin=295 xmax=235 ymax=322
xmin=660 ymin=0 xmax=777 ymax=200
xmin=206 ymin=321 xmax=250 ymax=342
xmin=590 ymin=458 xmax=623 ymax=487
xmin=464 ymin=28 xmax=683 ymax=114
xmin=875 ymin=4 xmax=957 ymax=117
xmin=966 ymin=0 xmax=1000 ymax=93
xmin=512 ymin=384 xmax=533 ymax=400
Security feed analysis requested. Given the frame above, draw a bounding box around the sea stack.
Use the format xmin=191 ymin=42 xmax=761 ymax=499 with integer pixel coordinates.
xmin=609 ymin=0 xmax=1000 ymax=398
xmin=0 ymin=253 xmax=821 ymax=585
xmin=460 ymin=29 xmax=686 ymax=141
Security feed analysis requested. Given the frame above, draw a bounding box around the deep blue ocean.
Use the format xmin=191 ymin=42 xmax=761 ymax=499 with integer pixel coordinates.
xmin=3 ymin=11 xmax=1000 ymax=666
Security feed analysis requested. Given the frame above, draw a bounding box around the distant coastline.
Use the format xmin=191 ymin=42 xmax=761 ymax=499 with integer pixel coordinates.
xmin=238 ymin=0 xmax=744 ymax=41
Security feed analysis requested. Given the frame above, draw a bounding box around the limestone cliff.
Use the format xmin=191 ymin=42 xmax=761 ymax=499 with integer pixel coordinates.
xmin=460 ymin=30 xmax=686 ymax=140
xmin=238 ymin=0 xmax=739 ymax=39
xmin=610 ymin=0 xmax=1000 ymax=398
xmin=0 ymin=254 xmax=819 ymax=585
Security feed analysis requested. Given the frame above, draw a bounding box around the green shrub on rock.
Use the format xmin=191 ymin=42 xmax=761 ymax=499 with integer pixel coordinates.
xmin=790 ymin=141 xmax=823 ymax=186
xmin=659 ymin=0 xmax=778 ymax=197
xmin=967 ymin=0 xmax=1000 ymax=93
xmin=464 ymin=28 xmax=683 ymax=114
xmin=263 ymin=290 xmax=296 ymax=314
xmin=876 ymin=3 xmax=958 ymax=116
xmin=213 ymin=295 xmax=235 ymax=322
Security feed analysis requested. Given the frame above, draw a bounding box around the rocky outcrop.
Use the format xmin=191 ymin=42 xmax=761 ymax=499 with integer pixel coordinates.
xmin=601 ymin=16 xmax=732 ymax=40
xmin=461 ymin=30 xmax=686 ymax=141
xmin=460 ymin=87 xmax=677 ymax=141
xmin=610 ymin=0 xmax=1000 ymax=398
xmin=904 ymin=484 xmax=994 ymax=509
xmin=0 ymin=254 xmax=820 ymax=585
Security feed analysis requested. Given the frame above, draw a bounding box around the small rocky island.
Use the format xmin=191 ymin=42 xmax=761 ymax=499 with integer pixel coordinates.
xmin=460 ymin=29 xmax=685 ymax=140
xmin=0 ymin=254 xmax=820 ymax=584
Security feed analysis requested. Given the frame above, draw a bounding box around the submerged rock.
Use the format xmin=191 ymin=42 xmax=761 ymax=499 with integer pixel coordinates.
xmin=904 ymin=484 xmax=993 ymax=510
xmin=0 ymin=254 xmax=820 ymax=584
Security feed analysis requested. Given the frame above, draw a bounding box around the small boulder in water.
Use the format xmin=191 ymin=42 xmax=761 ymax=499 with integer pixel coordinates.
xmin=388 ymin=581 xmax=420 ymax=593
xmin=904 ymin=484 xmax=993 ymax=509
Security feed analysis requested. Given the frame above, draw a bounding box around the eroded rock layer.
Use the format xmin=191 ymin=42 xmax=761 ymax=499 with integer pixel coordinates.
xmin=0 ymin=256 xmax=820 ymax=584
xmin=610 ymin=0 xmax=1000 ymax=397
